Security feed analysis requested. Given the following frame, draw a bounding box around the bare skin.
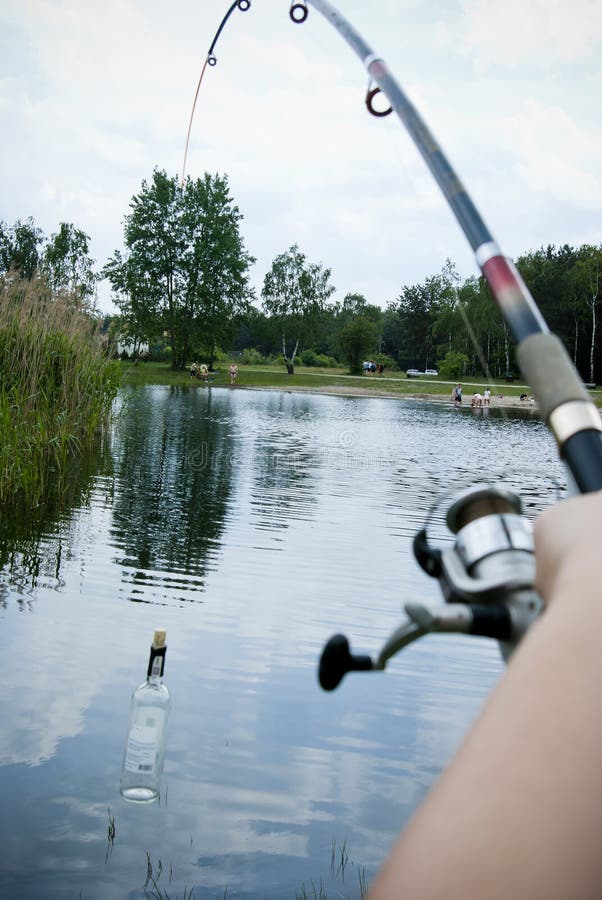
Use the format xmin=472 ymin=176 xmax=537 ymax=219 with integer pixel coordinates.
xmin=369 ymin=491 xmax=602 ymax=900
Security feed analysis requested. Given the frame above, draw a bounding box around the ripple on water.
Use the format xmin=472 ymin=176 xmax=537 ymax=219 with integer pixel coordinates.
xmin=0 ymin=386 xmax=567 ymax=899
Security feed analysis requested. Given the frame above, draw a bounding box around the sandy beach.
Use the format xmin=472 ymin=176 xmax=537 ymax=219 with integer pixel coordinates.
xmin=239 ymin=382 xmax=542 ymax=412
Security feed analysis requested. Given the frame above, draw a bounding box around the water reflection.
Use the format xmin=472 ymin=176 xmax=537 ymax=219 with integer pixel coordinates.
xmin=111 ymin=386 xmax=238 ymax=603
xmin=0 ymin=387 xmax=567 ymax=899
xmin=0 ymin=434 xmax=113 ymax=598
xmin=248 ymin=395 xmax=323 ymax=533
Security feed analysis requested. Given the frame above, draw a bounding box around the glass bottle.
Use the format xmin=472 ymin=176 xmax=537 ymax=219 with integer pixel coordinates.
xmin=119 ymin=629 xmax=171 ymax=803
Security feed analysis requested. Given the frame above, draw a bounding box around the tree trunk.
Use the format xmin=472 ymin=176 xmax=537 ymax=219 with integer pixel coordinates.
xmin=503 ymin=323 xmax=510 ymax=374
xmin=282 ymin=332 xmax=298 ymax=375
xmin=167 ymin=273 xmax=180 ymax=370
xmin=590 ymin=300 xmax=596 ymax=384
xmin=586 ymin=252 xmax=600 ymax=384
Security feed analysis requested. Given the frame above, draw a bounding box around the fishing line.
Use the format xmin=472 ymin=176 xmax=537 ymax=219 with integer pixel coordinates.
xmin=181 ymin=57 xmax=209 ymax=188
xmin=181 ymin=0 xmax=602 ymax=492
xmin=456 ymin=298 xmax=511 ymax=423
xmin=181 ymin=0 xmax=252 ymax=187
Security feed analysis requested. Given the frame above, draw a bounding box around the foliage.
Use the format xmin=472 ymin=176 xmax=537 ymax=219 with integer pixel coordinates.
xmin=438 ymin=350 xmax=470 ymax=379
xmin=42 ymin=222 xmax=97 ymax=303
xmin=337 ymin=315 xmax=379 ymax=374
xmin=239 ymin=347 xmax=267 ymax=365
xmin=299 ymin=348 xmax=339 ymax=368
xmin=103 ymin=168 xmax=255 ymax=370
xmin=515 ymin=244 xmax=602 ymax=384
xmin=261 ymin=244 xmax=335 ymax=373
xmin=0 ymin=216 xmax=99 ymax=309
xmin=4 ymin=200 xmax=601 ymax=387
xmin=229 ymin=243 xmax=602 ymax=384
xmin=377 ymin=247 xmax=602 ymax=385
xmin=0 ymin=216 xmax=45 ymax=279
xmin=374 ymin=352 xmax=397 ymax=371
xmin=0 ymin=276 xmax=120 ymax=503
xmin=385 ymin=260 xmax=459 ymax=372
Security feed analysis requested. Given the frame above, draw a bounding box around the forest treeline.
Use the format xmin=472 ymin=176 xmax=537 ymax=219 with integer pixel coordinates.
xmin=2 ymin=167 xmax=601 ymax=383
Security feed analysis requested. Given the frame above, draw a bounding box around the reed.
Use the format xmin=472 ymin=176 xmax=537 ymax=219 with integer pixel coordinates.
xmin=0 ymin=276 xmax=121 ymax=503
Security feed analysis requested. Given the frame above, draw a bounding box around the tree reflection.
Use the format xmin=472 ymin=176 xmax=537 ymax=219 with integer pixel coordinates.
xmin=248 ymin=393 xmax=320 ymax=533
xmin=110 ymin=386 xmax=237 ymax=601
xmin=0 ymin=436 xmax=113 ymax=599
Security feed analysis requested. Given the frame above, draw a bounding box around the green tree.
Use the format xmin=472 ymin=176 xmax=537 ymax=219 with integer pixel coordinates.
xmin=573 ymin=245 xmax=602 ymax=384
xmin=516 ymin=244 xmax=600 ymax=383
xmin=0 ymin=217 xmax=44 ymax=279
xmin=103 ymin=247 xmax=163 ymax=356
xmin=338 ymin=315 xmax=379 ymax=374
xmin=387 ymin=261 xmax=457 ymax=371
xmin=517 ymin=245 xmax=578 ymax=359
xmin=42 ymin=222 xmax=97 ymax=304
xmin=183 ymin=174 xmax=255 ymax=364
xmin=439 ymin=274 xmax=508 ymax=378
xmin=438 ymin=349 xmax=469 ymax=379
xmin=261 ymin=244 xmax=335 ymax=374
xmin=104 ymin=169 xmax=254 ymax=369
xmin=232 ymin=306 xmax=276 ymax=357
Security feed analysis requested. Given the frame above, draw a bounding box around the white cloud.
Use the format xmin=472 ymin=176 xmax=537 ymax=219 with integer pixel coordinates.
xmin=498 ymin=101 xmax=601 ymax=206
xmin=462 ymin=0 xmax=602 ymax=64
xmin=1 ymin=0 xmax=600 ymax=313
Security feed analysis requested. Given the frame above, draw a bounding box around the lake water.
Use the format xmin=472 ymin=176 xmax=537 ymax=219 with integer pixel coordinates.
xmin=0 ymin=385 xmax=566 ymax=899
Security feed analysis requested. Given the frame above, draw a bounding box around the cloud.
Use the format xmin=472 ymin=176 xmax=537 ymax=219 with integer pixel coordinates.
xmin=462 ymin=0 xmax=602 ymax=65
xmin=1 ymin=0 xmax=600 ymax=313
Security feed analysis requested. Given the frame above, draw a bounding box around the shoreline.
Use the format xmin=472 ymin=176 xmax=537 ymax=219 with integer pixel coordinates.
xmin=229 ymin=382 xmax=542 ymax=412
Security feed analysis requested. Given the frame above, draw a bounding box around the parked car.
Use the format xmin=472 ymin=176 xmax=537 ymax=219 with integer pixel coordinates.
xmin=406 ymin=368 xmax=423 ymax=377
xmin=424 ymin=368 xmax=439 ymax=376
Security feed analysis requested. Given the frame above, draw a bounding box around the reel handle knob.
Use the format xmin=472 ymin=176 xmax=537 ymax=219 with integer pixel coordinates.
xmin=318 ymin=634 xmax=373 ymax=691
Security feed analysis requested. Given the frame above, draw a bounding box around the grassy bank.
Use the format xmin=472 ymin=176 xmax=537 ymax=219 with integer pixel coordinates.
xmin=0 ymin=278 xmax=121 ymax=503
xmin=120 ymin=360 xmax=490 ymax=397
xmin=121 ymin=360 xmax=602 ymax=408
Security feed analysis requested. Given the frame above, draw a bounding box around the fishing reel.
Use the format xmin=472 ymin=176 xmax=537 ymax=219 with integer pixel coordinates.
xmin=319 ymin=484 xmax=544 ymax=691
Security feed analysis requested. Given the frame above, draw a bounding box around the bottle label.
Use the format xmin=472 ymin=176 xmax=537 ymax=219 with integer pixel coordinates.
xmin=150 ymin=656 xmax=163 ymax=678
xmin=147 ymin=646 xmax=166 ymax=679
xmin=123 ymin=710 xmax=166 ymax=774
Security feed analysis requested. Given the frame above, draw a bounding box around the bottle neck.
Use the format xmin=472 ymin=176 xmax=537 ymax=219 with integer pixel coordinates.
xmin=147 ymin=645 xmax=166 ymax=682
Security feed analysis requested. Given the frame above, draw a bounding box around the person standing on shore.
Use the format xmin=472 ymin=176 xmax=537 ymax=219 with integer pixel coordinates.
xmin=229 ymin=362 xmax=238 ymax=385
xmin=452 ymin=383 xmax=462 ymax=406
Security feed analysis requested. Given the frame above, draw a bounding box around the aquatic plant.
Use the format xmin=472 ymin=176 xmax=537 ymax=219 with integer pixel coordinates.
xmin=0 ymin=276 xmax=120 ymax=503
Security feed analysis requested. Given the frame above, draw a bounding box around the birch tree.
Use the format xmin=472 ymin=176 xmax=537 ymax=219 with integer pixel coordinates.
xmin=261 ymin=244 xmax=335 ymax=374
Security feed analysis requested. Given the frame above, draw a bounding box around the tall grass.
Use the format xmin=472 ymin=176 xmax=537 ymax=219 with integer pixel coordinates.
xmin=0 ymin=277 xmax=121 ymax=503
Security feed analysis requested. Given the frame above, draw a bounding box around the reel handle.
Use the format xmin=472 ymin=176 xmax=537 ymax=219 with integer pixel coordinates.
xmin=318 ymin=634 xmax=373 ymax=691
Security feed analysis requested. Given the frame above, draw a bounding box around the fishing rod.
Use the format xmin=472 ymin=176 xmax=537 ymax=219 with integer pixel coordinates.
xmin=187 ymin=0 xmax=602 ymax=685
xmin=186 ymin=0 xmax=602 ymax=493
xmin=298 ymin=0 xmax=602 ymax=494
xmin=181 ymin=0 xmax=251 ymax=187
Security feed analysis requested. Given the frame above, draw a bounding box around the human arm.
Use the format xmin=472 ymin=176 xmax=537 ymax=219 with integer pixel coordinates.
xmin=369 ymin=491 xmax=602 ymax=900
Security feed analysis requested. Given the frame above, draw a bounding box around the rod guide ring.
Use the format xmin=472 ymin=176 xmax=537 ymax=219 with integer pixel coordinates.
xmin=290 ymin=3 xmax=308 ymax=23
xmin=365 ymin=86 xmax=392 ymax=117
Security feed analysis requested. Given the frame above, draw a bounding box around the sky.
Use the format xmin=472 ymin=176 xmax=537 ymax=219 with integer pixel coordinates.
xmin=1 ymin=0 xmax=601 ymax=315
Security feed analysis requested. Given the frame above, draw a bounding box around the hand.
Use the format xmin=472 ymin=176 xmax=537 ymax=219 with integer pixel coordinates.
xmin=534 ymin=490 xmax=602 ymax=603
